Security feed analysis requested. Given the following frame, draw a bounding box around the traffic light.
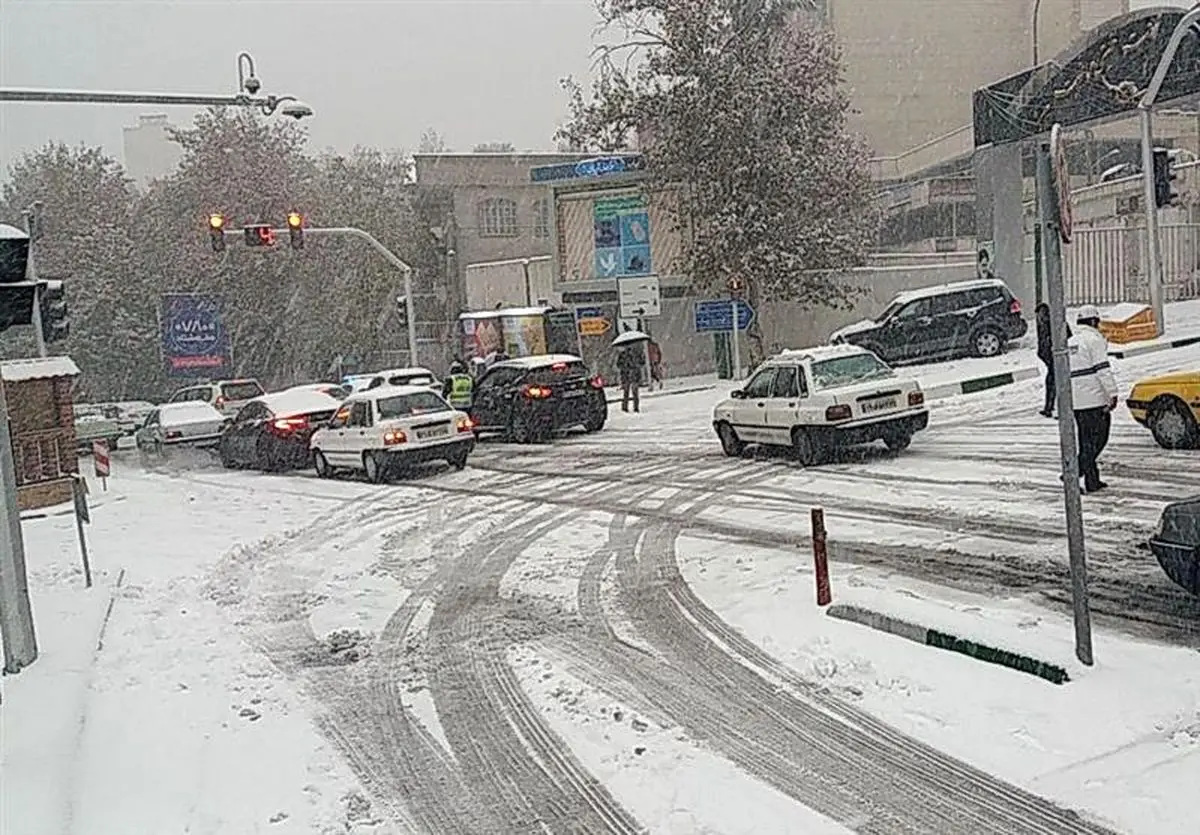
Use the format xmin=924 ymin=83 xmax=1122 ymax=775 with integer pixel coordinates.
xmin=1152 ymin=148 xmax=1179 ymax=209
xmin=728 ymin=276 xmax=745 ymax=296
xmin=286 ymin=211 xmax=304 ymax=250
xmin=244 ymin=223 xmax=277 ymax=247
xmin=208 ymin=213 xmax=227 ymax=252
xmin=396 ymin=295 xmax=409 ymax=328
xmin=0 ymin=224 xmax=35 ymax=332
xmin=38 ymin=279 xmax=69 ymax=343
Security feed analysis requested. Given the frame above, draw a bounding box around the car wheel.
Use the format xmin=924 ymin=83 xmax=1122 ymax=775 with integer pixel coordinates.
xmin=255 ymin=436 xmax=279 ymax=473
xmin=583 ymin=411 xmax=606 ymax=433
xmin=972 ymin=329 xmax=1004 ymax=358
xmin=791 ymin=427 xmax=821 ymax=467
xmin=446 ymin=450 xmax=469 ymax=470
xmin=363 ymin=450 xmax=388 ymax=484
xmin=1148 ymin=397 xmax=1199 ymax=450
xmin=218 ymin=441 xmax=237 ymax=469
xmin=314 ymin=450 xmax=332 ymax=479
xmin=716 ymin=422 xmax=745 ymax=458
xmin=883 ymin=431 xmax=913 ymax=452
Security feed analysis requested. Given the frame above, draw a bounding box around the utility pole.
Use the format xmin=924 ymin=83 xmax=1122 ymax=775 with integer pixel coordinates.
xmin=521 ymin=258 xmax=533 ymax=307
xmin=0 ymin=377 xmax=38 ymax=674
xmin=22 ymin=205 xmax=48 ymax=358
xmin=1039 ymin=125 xmax=1094 ymax=666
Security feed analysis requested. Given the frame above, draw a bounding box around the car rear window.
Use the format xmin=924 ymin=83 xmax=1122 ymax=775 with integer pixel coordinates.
xmin=221 ymin=381 xmax=264 ymax=401
xmin=388 ymin=374 xmax=436 ymax=387
xmin=811 ymin=354 xmax=893 ymax=388
xmin=376 ymin=391 xmax=449 ymax=419
xmin=526 ymin=360 xmax=589 ymax=384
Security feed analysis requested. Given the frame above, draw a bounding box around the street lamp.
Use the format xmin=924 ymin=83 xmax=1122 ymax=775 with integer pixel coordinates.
xmin=0 ymin=52 xmax=313 ymax=120
xmin=521 ymin=258 xmax=532 ymax=306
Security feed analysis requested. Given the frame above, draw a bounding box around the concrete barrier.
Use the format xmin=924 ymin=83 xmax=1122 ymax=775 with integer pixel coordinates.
xmin=1108 ymin=333 xmax=1200 ymax=360
xmin=923 ymin=366 xmax=1041 ymax=402
xmin=826 ymin=602 xmax=1070 ymax=685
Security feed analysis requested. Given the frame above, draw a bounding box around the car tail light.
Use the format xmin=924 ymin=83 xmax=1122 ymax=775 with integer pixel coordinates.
xmin=551 ymin=362 xmax=568 ymax=371
xmin=521 ymin=384 xmax=552 ymax=399
xmin=825 ymin=404 xmax=852 ymax=422
xmin=1009 ymin=298 xmax=1022 ymax=314
xmin=383 ymin=429 xmax=407 ymax=445
xmin=271 ymin=415 xmax=309 ymax=435
xmin=590 ymin=375 xmax=605 ymax=389
xmin=215 ymin=395 xmax=227 ymax=409
xmin=456 ymin=416 xmax=474 ymax=433
xmin=165 ymin=429 xmax=183 ymax=440
xmin=908 ymin=391 xmax=925 ymax=407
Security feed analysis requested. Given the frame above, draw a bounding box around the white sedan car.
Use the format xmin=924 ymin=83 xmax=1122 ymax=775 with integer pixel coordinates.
xmin=712 ymin=344 xmax=929 ymax=466
xmin=309 ymin=385 xmax=475 ymax=483
xmin=135 ymin=402 xmax=230 ymax=457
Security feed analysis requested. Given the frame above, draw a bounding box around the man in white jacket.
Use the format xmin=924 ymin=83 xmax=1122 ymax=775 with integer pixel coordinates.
xmin=1068 ymin=305 xmax=1118 ymax=493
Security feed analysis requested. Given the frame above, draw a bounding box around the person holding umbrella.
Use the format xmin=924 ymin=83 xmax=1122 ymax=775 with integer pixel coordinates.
xmin=612 ymin=326 xmax=650 ymax=413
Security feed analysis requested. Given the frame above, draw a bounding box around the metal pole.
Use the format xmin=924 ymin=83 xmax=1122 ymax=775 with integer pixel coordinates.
xmin=1032 ymin=0 xmax=1042 ymax=66
xmin=404 ymin=269 xmax=418 ymax=366
xmin=1033 ymin=223 xmax=1045 ymax=309
xmin=0 ymin=380 xmax=38 ymax=673
xmin=22 ymin=208 xmax=48 ymax=358
xmin=1037 ymin=143 xmax=1094 ymax=666
xmin=521 ymin=259 xmax=532 ymax=306
xmin=730 ymin=299 xmax=742 ymax=381
xmin=1139 ymin=110 xmax=1166 ymax=336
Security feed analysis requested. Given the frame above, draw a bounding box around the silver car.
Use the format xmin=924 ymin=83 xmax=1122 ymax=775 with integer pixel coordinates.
xmin=136 ymin=402 xmax=231 ymax=458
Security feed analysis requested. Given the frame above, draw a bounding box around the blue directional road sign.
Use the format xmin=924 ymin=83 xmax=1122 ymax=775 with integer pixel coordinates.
xmin=574 ymin=305 xmax=605 ymax=321
xmin=694 ymin=299 xmax=754 ymax=333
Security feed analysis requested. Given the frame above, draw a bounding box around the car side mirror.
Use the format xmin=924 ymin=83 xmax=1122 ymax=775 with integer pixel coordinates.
xmin=730 ymin=389 xmax=746 ymax=400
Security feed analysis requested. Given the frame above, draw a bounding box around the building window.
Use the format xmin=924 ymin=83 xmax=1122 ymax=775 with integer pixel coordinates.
xmin=477 ymin=197 xmax=518 ymax=237
xmin=533 ymin=198 xmax=551 ymax=239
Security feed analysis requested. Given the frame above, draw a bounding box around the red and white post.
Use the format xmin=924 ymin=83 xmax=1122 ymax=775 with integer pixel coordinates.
xmin=92 ymin=439 xmax=110 ymax=491
xmin=811 ymin=507 xmax=831 ymax=607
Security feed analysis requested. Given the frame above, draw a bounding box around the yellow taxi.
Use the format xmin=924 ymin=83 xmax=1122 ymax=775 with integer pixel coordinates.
xmin=1126 ymin=370 xmax=1200 ymax=450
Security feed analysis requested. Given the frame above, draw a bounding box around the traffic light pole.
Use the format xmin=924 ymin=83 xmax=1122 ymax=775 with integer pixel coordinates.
xmin=1137 ymin=5 xmax=1200 ymax=338
xmin=220 ymin=225 xmax=419 ymax=365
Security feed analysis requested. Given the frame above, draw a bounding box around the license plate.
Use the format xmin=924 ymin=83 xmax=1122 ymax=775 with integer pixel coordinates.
xmin=563 ymin=390 xmax=586 ymax=398
xmin=416 ymin=427 xmax=447 ymax=439
xmin=861 ymin=398 xmax=897 ymax=414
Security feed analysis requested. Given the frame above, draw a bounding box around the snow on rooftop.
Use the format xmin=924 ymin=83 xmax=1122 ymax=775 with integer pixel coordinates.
xmin=774 ymin=343 xmax=872 ymax=362
xmin=498 ymin=353 xmax=583 ymax=369
xmin=0 ymin=356 xmax=81 ymax=383
xmin=254 ymin=390 xmax=341 ymax=416
xmin=0 ymin=223 xmax=30 ymax=240
xmin=1100 ymin=302 xmax=1151 ymax=322
xmin=892 ymin=278 xmax=1007 ymax=304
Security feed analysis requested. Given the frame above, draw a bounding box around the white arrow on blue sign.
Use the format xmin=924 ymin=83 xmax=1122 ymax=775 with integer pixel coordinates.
xmin=693 ymin=299 xmax=755 ymax=333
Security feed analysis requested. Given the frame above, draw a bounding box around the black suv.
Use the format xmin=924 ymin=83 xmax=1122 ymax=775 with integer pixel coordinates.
xmin=830 ymin=278 xmax=1028 ymax=363
xmin=469 ymin=354 xmax=607 ymax=443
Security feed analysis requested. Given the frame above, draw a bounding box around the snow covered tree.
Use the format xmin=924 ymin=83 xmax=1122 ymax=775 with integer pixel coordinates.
xmin=418 ymin=128 xmax=449 ymax=153
xmin=0 ymin=143 xmax=154 ymax=398
xmin=559 ymin=0 xmax=879 ymax=356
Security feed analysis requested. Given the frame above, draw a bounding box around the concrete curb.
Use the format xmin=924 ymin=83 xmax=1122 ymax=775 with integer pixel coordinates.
xmin=826 ymin=603 xmax=1070 ymax=685
xmin=923 ymin=366 xmax=1041 ymax=401
xmin=1108 ymin=333 xmax=1200 ymax=360
xmin=605 ymin=384 xmax=717 ymax=405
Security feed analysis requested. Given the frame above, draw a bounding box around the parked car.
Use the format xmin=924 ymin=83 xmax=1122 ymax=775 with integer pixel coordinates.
xmin=72 ymin=410 xmax=123 ymax=451
xmin=309 ymin=385 xmax=475 ymax=483
xmin=219 ymin=389 xmax=342 ymax=471
xmin=829 ymin=278 xmax=1028 ymax=362
xmin=1126 ymin=369 xmax=1200 ymax=450
xmin=712 ymin=344 xmax=929 ymax=466
xmin=283 ymin=382 xmax=350 ymax=400
xmin=108 ymin=400 xmax=157 ymax=436
xmin=1147 ymin=496 xmax=1200 ymax=597
xmin=168 ymin=379 xmax=266 ymax=417
xmin=362 ymin=366 xmax=442 ymax=393
xmin=135 ymin=402 xmax=230 ymax=458
xmin=469 ymin=354 xmax=607 ymax=443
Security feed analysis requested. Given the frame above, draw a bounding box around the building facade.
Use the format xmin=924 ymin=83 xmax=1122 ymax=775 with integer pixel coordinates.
xmin=122 ymin=114 xmax=184 ymax=190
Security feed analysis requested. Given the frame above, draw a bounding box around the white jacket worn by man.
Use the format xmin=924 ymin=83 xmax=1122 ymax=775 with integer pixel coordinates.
xmin=1067 ymin=317 xmax=1117 ymax=410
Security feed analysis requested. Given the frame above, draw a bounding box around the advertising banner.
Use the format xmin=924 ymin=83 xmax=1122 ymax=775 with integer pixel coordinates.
xmin=160 ymin=293 xmax=232 ymax=378
xmin=500 ymin=311 xmax=548 ymax=358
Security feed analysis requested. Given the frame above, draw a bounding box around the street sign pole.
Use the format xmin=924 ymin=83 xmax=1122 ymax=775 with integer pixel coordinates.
xmin=730 ymin=299 xmax=742 ymax=381
xmin=1040 ymin=128 xmax=1094 ymax=666
xmin=0 ymin=379 xmax=38 ymax=674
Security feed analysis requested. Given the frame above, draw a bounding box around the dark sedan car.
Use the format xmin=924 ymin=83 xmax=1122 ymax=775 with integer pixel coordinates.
xmin=1148 ymin=496 xmax=1200 ymax=597
xmin=219 ymin=389 xmax=341 ymax=471
xmin=469 ymin=354 xmax=607 ymax=443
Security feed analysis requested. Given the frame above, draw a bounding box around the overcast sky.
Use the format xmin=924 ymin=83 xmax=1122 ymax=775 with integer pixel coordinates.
xmin=0 ymin=0 xmax=1188 ymax=181
xmin=0 ymin=0 xmax=602 ymax=176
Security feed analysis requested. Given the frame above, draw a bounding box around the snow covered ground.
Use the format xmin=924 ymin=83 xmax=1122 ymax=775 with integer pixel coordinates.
xmin=4 ymin=299 xmax=1199 ymax=833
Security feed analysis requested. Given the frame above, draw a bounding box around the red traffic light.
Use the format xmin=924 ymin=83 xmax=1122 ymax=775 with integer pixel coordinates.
xmin=244 ymin=224 xmax=276 ymax=247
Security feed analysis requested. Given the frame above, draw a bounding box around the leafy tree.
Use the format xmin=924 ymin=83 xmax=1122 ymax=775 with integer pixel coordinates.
xmin=0 ymin=143 xmax=149 ymax=399
xmin=559 ymin=0 xmax=879 ymax=358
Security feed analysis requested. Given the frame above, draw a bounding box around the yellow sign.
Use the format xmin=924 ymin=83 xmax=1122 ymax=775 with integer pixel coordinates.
xmin=578 ymin=317 xmax=612 ymax=336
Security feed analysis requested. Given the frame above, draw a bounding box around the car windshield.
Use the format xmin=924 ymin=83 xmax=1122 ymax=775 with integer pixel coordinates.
xmin=375 ymin=391 xmax=449 ymax=419
xmin=220 ymin=381 xmax=264 ymax=400
xmin=876 ymin=300 xmax=903 ymax=322
xmin=810 ymin=354 xmax=893 ymax=388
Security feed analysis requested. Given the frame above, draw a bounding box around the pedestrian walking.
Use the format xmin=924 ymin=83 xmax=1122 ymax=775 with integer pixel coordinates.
xmin=617 ymin=344 xmax=642 ymax=413
xmin=1035 ymin=303 xmax=1069 ymax=418
xmin=647 ymin=339 xmax=664 ymax=391
xmin=1068 ymin=304 xmax=1118 ymax=494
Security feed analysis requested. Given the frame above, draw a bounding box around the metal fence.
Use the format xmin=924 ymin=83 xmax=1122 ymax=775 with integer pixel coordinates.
xmin=1040 ymin=224 xmax=1200 ymax=306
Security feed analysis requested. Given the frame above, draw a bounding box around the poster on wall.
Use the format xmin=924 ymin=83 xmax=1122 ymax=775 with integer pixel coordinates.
xmin=593 ymin=194 xmax=652 ymax=279
xmin=500 ymin=311 xmax=548 ymax=358
xmin=159 ymin=293 xmax=232 ymax=379
xmin=976 ymin=240 xmax=995 ymax=279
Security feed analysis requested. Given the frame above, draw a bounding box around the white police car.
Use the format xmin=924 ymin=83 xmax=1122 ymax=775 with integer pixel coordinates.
xmin=712 ymin=344 xmax=928 ymax=466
